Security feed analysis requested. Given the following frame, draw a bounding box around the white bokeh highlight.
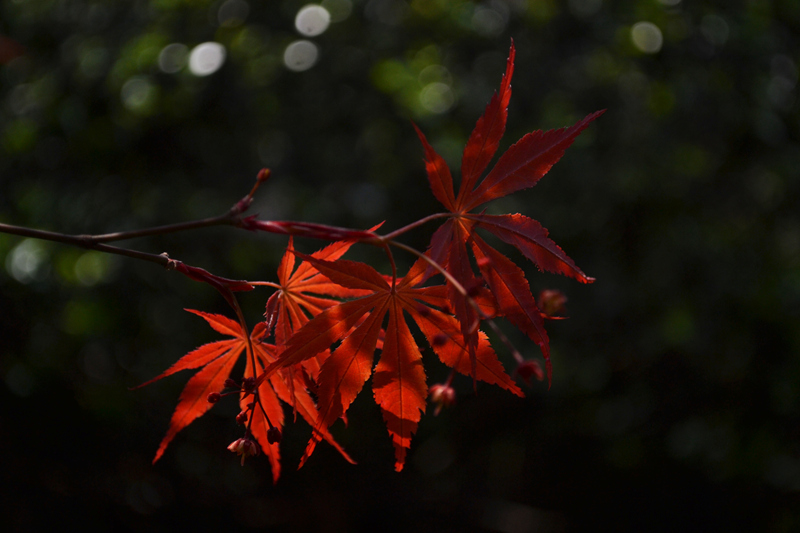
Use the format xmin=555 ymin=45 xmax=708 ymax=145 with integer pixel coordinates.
xmin=284 ymin=40 xmax=319 ymax=72
xmin=6 ymin=239 xmax=48 ymax=283
xmin=188 ymin=42 xmax=227 ymax=76
xmin=295 ymin=5 xmax=331 ymax=36
xmin=631 ymin=22 xmax=663 ymax=54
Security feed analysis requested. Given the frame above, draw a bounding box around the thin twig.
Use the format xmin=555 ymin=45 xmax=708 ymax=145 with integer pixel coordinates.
xmin=85 ymin=214 xmax=236 ymax=243
xmin=0 ymin=222 xmax=173 ymax=267
xmin=380 ymin=212 xmax=450 ymax=242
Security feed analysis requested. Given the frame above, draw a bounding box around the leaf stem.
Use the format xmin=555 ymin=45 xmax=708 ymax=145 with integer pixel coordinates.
xmin=380 ymin=212 xmax=450 ymax=242
xmin=249 ymin=281 xmax=282 ymax=290
xmin=381 ymin=242 xmax=398 ymax=288
xmin=389 ymin=240 xmax=467 ymax=297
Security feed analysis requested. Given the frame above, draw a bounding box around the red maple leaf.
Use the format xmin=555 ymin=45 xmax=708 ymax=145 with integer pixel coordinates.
xmin=413 ymin=41 xmax=604 ymax=384
xmin=259 ymin=255 xmax=521 ymax=472
xmin=262 ymin=234 xmax=384 ymax=411
xmin=270 ymin=236 xmax=376 ymax=344
xmin=137 ymin=309 xmax=352 ymax=483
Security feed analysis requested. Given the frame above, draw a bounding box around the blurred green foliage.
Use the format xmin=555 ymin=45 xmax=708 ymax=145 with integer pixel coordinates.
xmin=1 ymin=0 xmax=799 ymax=531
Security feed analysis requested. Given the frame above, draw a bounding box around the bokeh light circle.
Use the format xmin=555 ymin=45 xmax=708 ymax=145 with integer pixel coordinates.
xmin=284 ymin=40 xmax=319 ymax=72
xmin=158 ymin=43 xmax=188 ymax=73
xmin=420 ymin=82 xmax=455 ymax=114
xmin=295 ymin=5 xmax=331 ymax=36
xmin=631 ymin=22 xmax=663 ymax=54
xmin=188 ymin=42 xmax=227 ymax=76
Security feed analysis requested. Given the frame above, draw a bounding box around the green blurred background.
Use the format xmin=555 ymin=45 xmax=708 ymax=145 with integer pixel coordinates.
xmin=1 ymin=0 xmax=799 ymax=531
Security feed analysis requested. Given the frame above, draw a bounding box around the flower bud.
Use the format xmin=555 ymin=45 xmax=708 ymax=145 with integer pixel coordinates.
xmin=242 ymin=377 xmax=256 ymax=393
xmin=263 ymin=291 xmax=280 ymax=336
xmin=267 ymin=427 xmax=282 ymax=444
xmin=515 ymin=360 xmax=544 ymax=386
xmin=257 ymin=168 xmax=271 ymax=182
xmin=207 ymin=392 xmax=221 ymax=403
xmin=537 ymin=289 xmax=567 ymax=318
xmin=236 ymin=411 xmax=248 ymax=425
xmin=429 ymin=383 xmax=456 ymax=415
xmin=223 ymin=378 xmax=239 ymax=390
xmin=228 ymin=437 xmax=259 ymax=465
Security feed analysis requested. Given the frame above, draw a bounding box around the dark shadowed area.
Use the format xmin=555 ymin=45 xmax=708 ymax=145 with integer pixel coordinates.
xmin=1 ymin=1 xmax=799 ymax=531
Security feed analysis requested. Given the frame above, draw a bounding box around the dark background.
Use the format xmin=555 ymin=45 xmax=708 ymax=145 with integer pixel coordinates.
xmin=1 ymin=1 xmax=799 ymax=531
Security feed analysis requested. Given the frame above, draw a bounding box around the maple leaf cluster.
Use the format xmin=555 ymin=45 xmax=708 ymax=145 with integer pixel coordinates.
xmin=140 ymin=43 xmax=603 ymax=481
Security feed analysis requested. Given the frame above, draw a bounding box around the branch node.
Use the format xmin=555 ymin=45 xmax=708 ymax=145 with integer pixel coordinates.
xmin=76 ymin=234 xmax=95 ymax=247
xmin=160 ymin=252 xmax=178 ymax=270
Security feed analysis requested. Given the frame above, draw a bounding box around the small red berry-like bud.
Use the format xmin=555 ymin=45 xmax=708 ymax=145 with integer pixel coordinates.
xmin=207 ymin=392 xmax=221 ymax=403
xmin=515 ymin=360 xmax=544 ymax=386
xmin=429 ymin=383 xmax=456 ymax=415
xmin=415 ymin=304 xmax=431 ymax=317
xmin=223 ymin=378 xmax=239 ymax=389
xmin=537 ymin=289 xmax=567 ymax=317
xmin=228 ymin=437 xmax=259 ymax=465
xmin=267 ymin=427 xmax=282 ymax=444
xmin=236 ymin=411 xmax=248 ymax=425
xmin=242 ymin=377 xmax=256 ymax=393
xmin=257 ymin=168 xmax=271 ymax=182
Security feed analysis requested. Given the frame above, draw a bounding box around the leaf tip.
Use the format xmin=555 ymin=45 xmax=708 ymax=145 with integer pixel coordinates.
xmin=152 ymin=448 xmax=164 ymax=465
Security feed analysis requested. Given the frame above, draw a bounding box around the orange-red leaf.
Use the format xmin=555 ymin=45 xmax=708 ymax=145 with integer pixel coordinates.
xmin=272 ymin=237 xmax=371 ymax=346
xmin=252 ymin=340 xmax=355 ymax=468
xmin=152 ymin=342 xmax=243 ymax=463
xmin=458 ymin=41 xmax=515 ymax=209
xmin=264 ymin=295 xmax=386 ymax=376
xmin=185 ymin=308 xmax=242 ymax=337
xmin=413 ymin=123 xmax=456 ymax=211
xmin=244 ymin=352 xmax=284 ymax=484
xmin=473 ymin=213 xmax=594 ymax=284
xmin=301 ymin=297 xmax=389 ymax=465
xmin=471 ymin=234 xmax=552 ymax=384
xmin=401 ymin=297 xmax=522 ymax=396
xmin=146 ymin=311 xmax=249 ymax=464
xmin=133 ymin=340 xmax=234 ymax=389
xmin=147 ymin=308 xmax=352 ymax=478
xmin=292 ymin=252 xmax=390 ymax=293
xmin=464 ymin=110 xmax=605 ymax=211
xmin=412 ymin=43 xmax=600 ymax=394
xmin=373 ymin=299 xmax=427 ymax=471
xmin=446 ymin=222 xmax=481 ymax=384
